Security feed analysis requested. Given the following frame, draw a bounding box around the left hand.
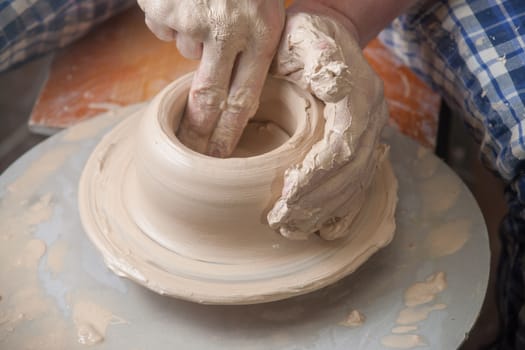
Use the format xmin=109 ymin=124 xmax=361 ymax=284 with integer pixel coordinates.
xmin=267 ymin=11 xmax=389 ymax=240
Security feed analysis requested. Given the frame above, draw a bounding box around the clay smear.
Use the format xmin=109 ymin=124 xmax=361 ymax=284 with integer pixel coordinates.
xmin=396 ymin=304 xmax=447 ymax=325
xmin=339 ymin=310 xmax=365 ymax=328
xmin=47 ymin=239 xmax=68 ymax=275
xmin=0 ymin=194 xmax=53 ymax=242
xmin=392 ymin=326 xmax=418 ymax=334
xmin=425 ymin=219 xmax=471 ymax=257
xmin=0 ymin=146 xmax=75 ymax=345
xmin=381 ymin=272 xmax=448 ymax=349
xmin=0 ymin=192 xmax=54 ymax=342
xmin=404 ymin=272 xmax=447 ymax=307
xmin=14 ymin=239 xmax=47 ymax=269
xmin=1 ymin=109 xmax=141 ymax=347
xmin=419 ymin=172 xmax=461 ymax=215
xmin=381 ymin=334 xmax=426 ymax=349
xmin=7 ymin=146 xmax=75 ymax=196
xmin=72 ymin=299 xmax=127 ymax=345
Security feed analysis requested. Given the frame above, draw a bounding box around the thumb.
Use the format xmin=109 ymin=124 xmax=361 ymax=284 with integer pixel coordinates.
xmin=272 ymin=13 xmax=352 ymax=103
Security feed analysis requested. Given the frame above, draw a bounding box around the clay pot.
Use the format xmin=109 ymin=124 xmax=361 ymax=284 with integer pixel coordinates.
xmin=78 ymin=73 xmax=397 ymax=304
xmin=126 ymin=74 xmax=324 ymax=263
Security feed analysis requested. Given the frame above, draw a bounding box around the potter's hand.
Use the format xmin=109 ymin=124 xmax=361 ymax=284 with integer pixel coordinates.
xmin=267 ymin=12 xmax=389 ymax=240
xmin=138 ymin=0 xmax=285 ymax=157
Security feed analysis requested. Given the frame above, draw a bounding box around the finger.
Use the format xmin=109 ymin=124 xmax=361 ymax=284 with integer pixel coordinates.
xmin=176 ymin=33 xmax=203 ymax=60
xmin=284 ymin=95 xmax=382 ymax=204
xmin=279 ymin=143 xmax=387 ymax=233
xmin=268 ymin=138 xmax=387 ymax=235
xmin=270 ymin=176 xmax=360 ymax=237
xmin=319 ymin=146 xmax=390 ymax=240
xmin=319 ymin=190 xmax=366 ymax=240
xmin=267 ymin=199 xmax=319 ymax=240
xmin=296 ymin=142 xmax=377 ymax=212
xmin=273 ymin=13 xmax=351 ymax=103
xmin=145 ymin=16 xmax=176 ymax=42
xmin=177 ymin=43 xmax=239 ymax=154
xmin=206 ymin=47 xmax=274 ymax=157
xmin=269 ymin=171 xmax=364 ymax=239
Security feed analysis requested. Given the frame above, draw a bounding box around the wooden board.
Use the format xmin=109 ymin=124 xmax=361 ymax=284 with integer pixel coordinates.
xmin=29 ymin=6 xmax=440 ymax=148
xmin=364 ymin=41 xmax=441 ymax=148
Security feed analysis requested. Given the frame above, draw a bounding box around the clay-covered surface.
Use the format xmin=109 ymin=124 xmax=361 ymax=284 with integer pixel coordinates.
xmin=77 ymin=112 xmax=396 ymax=304
xmin=0 ymin=110 xmax=488 ymax=349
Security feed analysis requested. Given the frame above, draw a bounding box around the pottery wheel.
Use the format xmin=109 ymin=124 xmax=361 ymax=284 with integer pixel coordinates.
xmin=0 ymin=105 xmax=489 ymax=349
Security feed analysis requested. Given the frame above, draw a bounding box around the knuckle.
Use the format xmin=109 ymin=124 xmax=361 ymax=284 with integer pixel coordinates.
xmin=176 ymin=10 xmax=206 ymax=37
xmin=190 ymin=86 xmax=226 ymax=115
xmin=225 ymin=89 xmax=259 ymax=117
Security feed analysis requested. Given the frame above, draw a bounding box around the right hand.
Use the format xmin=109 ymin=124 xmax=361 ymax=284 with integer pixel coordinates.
xmin=138 ymin=0 xmax=285 ymax=157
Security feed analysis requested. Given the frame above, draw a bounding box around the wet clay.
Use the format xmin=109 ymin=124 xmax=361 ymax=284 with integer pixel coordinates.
xmin=0 ymin=147 xmax=76 ymax=347
xmin=340 ymin=310 xmax=365 ymax=327
xmin=397 ymin=272 xmax=448 ymax=325
xmin=7 ymin=147 xmax=76 ymax=196
xmin=73 ymin=299 xmax=127 ymax=345
xmin=78 ymin=73 xmax=398 ymax=304
xmin=14 ymin=239 xmax=47 ymax=269
xmin=0 ymin=112 xmax=139 ymax=347
xmin=382 ymin=272 xmax=448 ymax=348
xmin=46 ymin=239 xmax=68 ymax=275
xmin=419 ymin=172 xmax=461 ymax=215
xmin=396 ymin=304 xmax=447 ymax=325
xmin=404 ymin=272 xmax=447 ymax=307
xmin=391 ymin=326 xmax=418 ymax=334
xmin=381 ymin=334 xmax=426 ymax=349
xmin=231 ymin=121 xmax=290 ymax=158
xmin=425 ymin=219 xmax=471 ymax=257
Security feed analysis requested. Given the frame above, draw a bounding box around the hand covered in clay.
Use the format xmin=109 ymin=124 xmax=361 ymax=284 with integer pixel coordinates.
xmin=267 ymin=11 xmax=390 ymax=240
xmin=137 ymin=0 xmax=285 ymax=156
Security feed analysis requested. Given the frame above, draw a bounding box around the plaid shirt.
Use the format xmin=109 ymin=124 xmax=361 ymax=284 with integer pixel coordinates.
xmin=0 ymin=0 xmax=134 ymax=72
xmin=380 ymin=0 xmax=525 ymax=348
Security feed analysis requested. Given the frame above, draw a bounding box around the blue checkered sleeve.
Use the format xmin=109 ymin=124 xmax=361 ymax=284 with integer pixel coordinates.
xmin=379 ymin=0 xmax=525 ymax=348
xmin=0 ymin=0 xmax=135 ymax=72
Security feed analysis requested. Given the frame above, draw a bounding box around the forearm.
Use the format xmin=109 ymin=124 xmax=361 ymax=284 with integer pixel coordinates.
xmin=292 ymin=0 xmax=421 ymax=46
